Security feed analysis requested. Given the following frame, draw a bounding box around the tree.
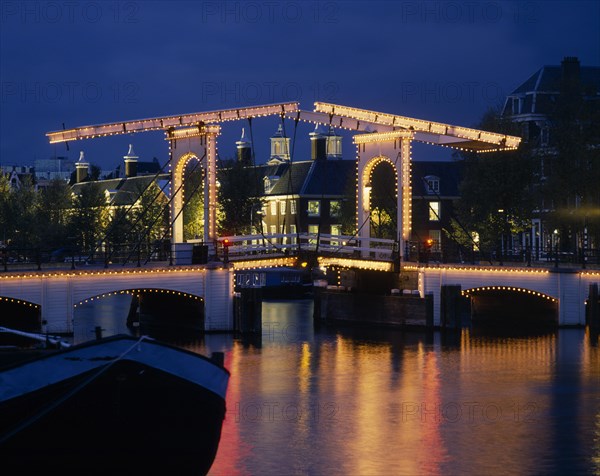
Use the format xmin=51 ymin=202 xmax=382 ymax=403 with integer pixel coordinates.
xmin=217 ymin=160 xmax=263 ymax=236
xmin=182 ymin=165 xmax=204 ymax=241
xmin=68 ymin=182 xmax=108 ymax=254
xmin=8 ymin=177 xmax=39 ymax=248
xmin=35 ymin=179 xmax=73 ymax=249
xmin=451 ymin=108 xmax=535 ymax=259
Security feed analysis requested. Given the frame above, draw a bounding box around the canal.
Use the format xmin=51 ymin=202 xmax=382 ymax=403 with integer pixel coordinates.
xmin=73 ymin=297 xmax=600 ymax=475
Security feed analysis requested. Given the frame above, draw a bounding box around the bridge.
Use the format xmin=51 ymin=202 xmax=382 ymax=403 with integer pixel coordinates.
xmin=3 ymin=100 xmax=597 ymax=334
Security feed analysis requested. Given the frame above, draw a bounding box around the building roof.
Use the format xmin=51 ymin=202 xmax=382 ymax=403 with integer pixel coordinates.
xmin=71 ymin=174 xmax=169 ymax=205
xmin=411 ymin=161 xmax=463 ymax=198
xmin=264 ymin=159 xmax=355 ymax=197
xmin=503 ymin=61 xmax=600 ymax=116
xmin=510 ymin=66 xmax=600 ymax=95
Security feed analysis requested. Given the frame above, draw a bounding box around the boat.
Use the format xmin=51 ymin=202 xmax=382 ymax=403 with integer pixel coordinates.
xmin=0 ymin=334 xmax=229 ymax=475
xmin=235 ymin=266 xmax=312 ymax=299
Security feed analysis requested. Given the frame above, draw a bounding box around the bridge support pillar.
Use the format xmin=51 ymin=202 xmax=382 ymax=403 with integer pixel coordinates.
xmin=355 ymin=132 xmax=414 ymax=261
xmin=441 ymin=285 xmax=462 ymax=329
xmin=234 ymin=288 xmax=262 ymax=334
xmin=588 ymin=283 xmax=599 ymax=329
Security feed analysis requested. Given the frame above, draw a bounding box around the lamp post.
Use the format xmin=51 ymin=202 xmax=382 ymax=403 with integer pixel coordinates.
xmin=498 ymin=209 xmax=505 ymax=266
xmin=553 ymin=228 xmax=559 ymax=268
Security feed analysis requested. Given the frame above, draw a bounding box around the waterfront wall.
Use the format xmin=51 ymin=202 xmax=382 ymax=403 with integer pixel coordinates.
xmin=316 ymin=289 xmax=431 ymax=328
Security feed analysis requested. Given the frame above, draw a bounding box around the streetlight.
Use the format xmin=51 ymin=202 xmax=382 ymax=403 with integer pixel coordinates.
xmin=553 ymin=228 xmax=559 ymax=268
xmin=498 ymin=209 xmax=505 ymax=266
xmin=250 ymin=204 xmax=264 ymax=235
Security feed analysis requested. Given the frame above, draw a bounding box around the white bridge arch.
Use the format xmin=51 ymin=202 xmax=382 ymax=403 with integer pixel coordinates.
xmin=418 ymin=266 xmax=600 ymax=326
xmin=0 ymin=267 xmax=233 ymax=333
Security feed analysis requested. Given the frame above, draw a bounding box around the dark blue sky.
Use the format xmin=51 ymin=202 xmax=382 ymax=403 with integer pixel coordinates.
xmin=1 ymin=0 xmax=599 ymax=171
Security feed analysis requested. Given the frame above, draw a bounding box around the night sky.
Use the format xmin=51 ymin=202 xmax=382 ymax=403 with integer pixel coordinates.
xmin=1 ymin=0 xmax=599 ymax=171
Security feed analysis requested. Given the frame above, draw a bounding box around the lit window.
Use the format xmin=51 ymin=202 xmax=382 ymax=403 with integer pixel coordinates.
xmin=270 ymin=201 xmax=277 ymax=216
xmin=270 ymin=225 xmax=277 ymax=235
xmin=280 ymin=201 xmax=286 ymax=215
xmin=308 ymin=200 xmax=320 ymax=216
xmin=290 ymin=225 xmax=297 ymax=244
xmin=308 ymin=224 xmax=318 ymax=245
xmin=290 ymin=200 xmax=297 ymax=214
xmin=331 ymin=224 xmax=341 ymax=247
xmin=429 ymin=201 xmax=440 ymax=221
xmin=330 ymin=200 xmax=341 ymax=217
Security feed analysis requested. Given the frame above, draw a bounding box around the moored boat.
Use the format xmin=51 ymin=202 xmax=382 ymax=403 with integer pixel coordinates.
xmin=0 ymin=334 xmax=229 ymax=475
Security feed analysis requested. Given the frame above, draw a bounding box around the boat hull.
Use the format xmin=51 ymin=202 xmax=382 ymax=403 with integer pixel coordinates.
xmin=0 ymin=336 xmax=229 ymax=475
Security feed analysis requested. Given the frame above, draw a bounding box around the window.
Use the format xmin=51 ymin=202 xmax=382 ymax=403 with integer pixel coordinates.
xmin=331 ymin=224 xmax=342 ymax=247
xmin=330 ymin=200 xmax=341 ymax=217
xmin=308 ymin=200 xmax=320 ymax=216
xmin=308 ymin=224 xmax=319 ymax=245
xmin=280 ymin=201 xmax=286 ymax=215
xmin=424 ymin=176 xmax=439 ymax=194
xmin=429 ymin=201 xmax=440 ymax=221
xmin=290 ymin=225 xmax=297 ymax=245
xmin=270 ymin=225 xmax=277 ymax=236
xmin=290 ymin=200 xmax=297 ymax=214
xmin=270 ymin=201 xmax=277 ymax=216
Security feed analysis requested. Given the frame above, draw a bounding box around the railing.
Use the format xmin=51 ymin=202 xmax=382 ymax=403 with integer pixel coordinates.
xmin=0 ymin=241 xmax=173 ymax=272
xmin=218 ymin=233 xmax=397 ymax=261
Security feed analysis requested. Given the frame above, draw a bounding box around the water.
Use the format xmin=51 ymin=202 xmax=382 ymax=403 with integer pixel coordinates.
xmin=73 ymin=298 xmax=600 ymax=475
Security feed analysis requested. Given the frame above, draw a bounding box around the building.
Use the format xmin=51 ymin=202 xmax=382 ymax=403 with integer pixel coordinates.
xmin=1 ymin=165 xmax=36 ymax=191
xmin=502 ymin=56 xmax=600 ymax=258
xmin=34 ymin=156 xmax=74 ymax=182
xmin=411 ymin=160 xmax=464 ymax=261
xmin=231 ymin=125 xmax=463 ymax=260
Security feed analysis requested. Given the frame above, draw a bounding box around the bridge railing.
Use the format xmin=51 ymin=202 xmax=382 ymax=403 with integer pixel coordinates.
xmin=217 ymin=233 xmax=397 ymax=261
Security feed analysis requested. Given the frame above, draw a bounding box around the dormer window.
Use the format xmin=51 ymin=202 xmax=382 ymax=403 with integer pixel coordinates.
xmin=424 ymin=175 xmax=439 ymax=195
xmin=263 ymin=175 xmax=279 ymax=193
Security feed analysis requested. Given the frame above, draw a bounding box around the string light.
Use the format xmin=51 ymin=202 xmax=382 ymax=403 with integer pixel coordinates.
xmin=74 ymin=288 xmax=203 ymax=308
xmin=461 ymin=286 xmax=557 ymax=302
xmin=318 ymin=257 xmax=392 ymax=272
xmin=232 ymin=257 xmax=297 ymax=270
xmin=0 ymin=296 xmax=40 ymax=309
xmin=46 ymin=103 xmax=299 ymax=143
xmin=314 ymin=102 xmax=521 ymax=151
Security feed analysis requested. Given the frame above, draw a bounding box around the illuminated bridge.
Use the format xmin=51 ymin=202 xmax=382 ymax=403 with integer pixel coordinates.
xmin=4 ymin=101 xmax=597 ymax=333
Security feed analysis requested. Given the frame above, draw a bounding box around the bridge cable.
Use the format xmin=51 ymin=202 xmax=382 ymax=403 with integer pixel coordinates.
xmin=141 ymin=154 xmax=207 ymax=265
xmin=92 ymin=156 xmax=173 ymax=266
xmin=122 ymin=151 xmax=205 ymax=266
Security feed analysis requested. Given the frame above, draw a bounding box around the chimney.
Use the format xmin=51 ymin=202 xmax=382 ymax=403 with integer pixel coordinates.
xmin=236 ymin=128 xmax=252 ymax=165
xmin=124 ymin=144 xmax=138 ymax=178
xmin=561 ymin=56 xmax=581 ymax=96
xmin=75 ymin=150 xmax=89 ymax=183
xmin=310 ymin=125 xmax=327 ymax=161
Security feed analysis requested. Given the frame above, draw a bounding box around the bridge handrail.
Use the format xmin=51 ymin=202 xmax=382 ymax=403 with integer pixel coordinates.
xmin=217 ymin=233 xmax=396 ymax=260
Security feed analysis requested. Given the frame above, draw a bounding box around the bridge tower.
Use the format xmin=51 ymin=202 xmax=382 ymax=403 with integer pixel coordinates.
xmin=354 ymin=130 xmax=414 ymax=260
xmin=166 ymin=124 xmax=220 ymax=247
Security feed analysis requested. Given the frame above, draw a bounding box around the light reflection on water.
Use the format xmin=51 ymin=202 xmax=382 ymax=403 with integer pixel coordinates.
xmin=74 ymin=297 xmax=600 ymax=475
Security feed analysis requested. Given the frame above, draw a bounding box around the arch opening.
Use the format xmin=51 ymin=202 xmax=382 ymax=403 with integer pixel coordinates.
xmin=172 ymin=152 xmax=206 ymax=244
xmin=0 ymin=296 xmax=42 ymax=340
xmin=73 ymin=289 xmax=205 ymax=343
xmin=367 ymin=160 xmax=398 ymax=240
xmin=360 ymin=155 xmax=400 ymax=242
xmin=462 ymin=287 xmax=558 ymax=329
